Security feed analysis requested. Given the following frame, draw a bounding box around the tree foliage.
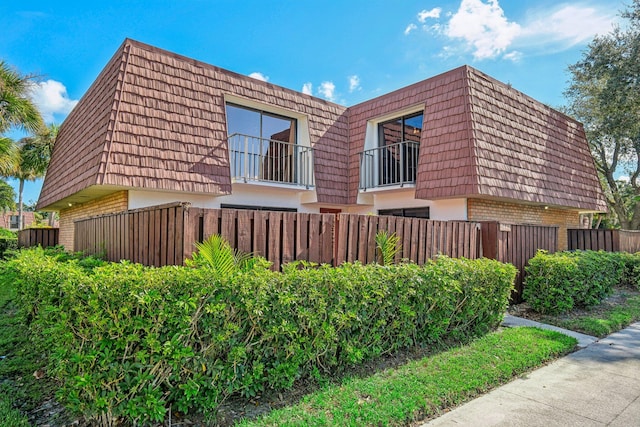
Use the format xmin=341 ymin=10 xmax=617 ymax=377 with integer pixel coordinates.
xmin=1 ymin=124 xmax=59 ymax=229
xmin=0 ymin=180 xmax=16 ymax=212
xmin=0 ymin=60 xmax=43 ymax=134
xmin=564 ymin=0 xmax=640 ymax=229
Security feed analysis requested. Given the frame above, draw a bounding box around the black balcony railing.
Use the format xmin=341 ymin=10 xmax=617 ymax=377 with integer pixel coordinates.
xmin=359 ymin=141 xmax=419 ymax=190
xmin=228 ymin=133 xmax=314 ymax=188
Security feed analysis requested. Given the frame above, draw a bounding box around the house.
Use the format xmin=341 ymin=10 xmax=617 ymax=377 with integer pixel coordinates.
xmin=37 ymin=39 xmax=607 ymax=251
xmin=0 ymin=211 xmax=36 ymax=231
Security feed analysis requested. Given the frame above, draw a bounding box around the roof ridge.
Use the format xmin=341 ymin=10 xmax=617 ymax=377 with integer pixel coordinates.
xmin=462 ymin=65 xmax=482 ymax=196
xmin=97 ymin=41 xmax=133 ymax=185
xmin=116 ymin=38 xmax=347 ymax=109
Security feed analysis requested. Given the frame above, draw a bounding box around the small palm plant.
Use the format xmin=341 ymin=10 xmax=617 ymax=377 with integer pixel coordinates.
xmin=189 ymin=234 xmax=257 ymax=277
xmin=375 ymin=230 xmax=401 ymax=266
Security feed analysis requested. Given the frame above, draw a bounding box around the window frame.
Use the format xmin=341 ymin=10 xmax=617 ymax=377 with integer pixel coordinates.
xmin=9 ymin=215 xmax=20 ymax=229
xmin=375 ymin=111 xmax=423 ymax=186
xmin=225 ymin=102 xmax=297 ymax=144
xmin=378 ymin=207 xmax=430 ymax=219
xmin=221 ymin=204 xmax=297 ymax=213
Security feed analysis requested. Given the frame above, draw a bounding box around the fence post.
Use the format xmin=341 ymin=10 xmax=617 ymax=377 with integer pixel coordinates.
xmin=612 ymin=230 xmax=621 ymax=252
xmin=333 ymin=214 xmax=340 ymax=266
xmin=479 ymin=221 xmax=499 ymax=260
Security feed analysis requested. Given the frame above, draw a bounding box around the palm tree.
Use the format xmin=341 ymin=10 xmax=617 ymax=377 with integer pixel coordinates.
xmin=0 ymin=136 xmax=17 ymax=176
xmin=0 ymin=61 xmax=45 ymax=230
xmin=0 ymin=181 xmax=16 ymax=213
xmin=0 ymin=60 xmax=43 ymax=134
xmin=20 ymin=123 xmax=58 ymax=174
xmin=20 ymin=124 xmax=58 ymax=226
xmin=10 ymin=138 xmax=40 ymax=230
xmin=11 ymin=126 xmax=61 ymax=230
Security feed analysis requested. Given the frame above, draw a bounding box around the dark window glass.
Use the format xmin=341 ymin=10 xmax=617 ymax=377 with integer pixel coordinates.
xmin=379 ymin=112 xmax=423 ymax=147
xmin=226 ymin=103 xmax=296 ymax=143
xmin=9 ymin=215 xmax=19 ymax=229
xmin=378 ymin=207 xmax=430 ymax=219
xmin=221 ymin=204 xmax=297 ymax=212
xmin=403 ymin=113 xmax=423 ymax=143
xmin=225 ymin=103 xmax=299 ymax=184
xmin=377 ymin=112 xmax=423 ymax=185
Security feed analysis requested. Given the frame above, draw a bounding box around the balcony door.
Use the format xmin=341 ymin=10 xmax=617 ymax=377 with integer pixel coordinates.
xmin=378 ymin=112 xmax=423 ymax=185
xmin=226 ymin=103 xmax=297 ymax=183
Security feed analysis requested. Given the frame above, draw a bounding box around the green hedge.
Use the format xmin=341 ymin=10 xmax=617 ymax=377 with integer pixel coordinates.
xmin=0 ymin=237 xmax=17 ymax=259
xmin=1 ymin=248 xmax=516 ymax=425
xmin=0 ymin=228 xmax=17 ymax=259
xmin=523 ymin=250 xmax=640 ymax=314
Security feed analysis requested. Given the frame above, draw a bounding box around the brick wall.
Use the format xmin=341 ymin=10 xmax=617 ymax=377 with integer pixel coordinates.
xmin=58 ymin=191 xmax=128 ymax=250
xmin=467 ymin=198 xmax=580 ymax=251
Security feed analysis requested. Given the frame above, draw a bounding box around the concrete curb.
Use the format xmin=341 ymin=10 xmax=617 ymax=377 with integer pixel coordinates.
xmin=422 ymin=321 xmax=640 ymax=426
xmin=502 ymin=313 xmax=598 ymax=348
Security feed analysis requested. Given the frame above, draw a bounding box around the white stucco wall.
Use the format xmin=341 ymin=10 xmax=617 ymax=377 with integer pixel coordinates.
xmin=128 ymin=184 xmax=319 ymax=213
xmin=348 ymin=188 xmax=467 ymax=220
xmin=129 ymin=187 xmax=467 ymax=220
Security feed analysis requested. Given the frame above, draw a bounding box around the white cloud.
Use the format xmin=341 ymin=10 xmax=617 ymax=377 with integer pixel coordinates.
xmin=502 ymin=51 xmax=523 ymax=62
xmin=348 ymin=75 xmax=361 ymax=93
xmin=418 ymin=7 xmax=441 ymax=23
xmin=29 ymin=80 xmax=78 ymax=123
xmin=404 ymin=23 xmax=418 ymax=35
xmin=248 ymin=72 xmax=269 ymax=82
xmin=406 ymin=0 xmax=617 ymax=61
xmin=519 ymin=5 xmax=616 ymax=49
xmin=445 ymin=0 xmax=521 ymax=60
xmin=318 ymin=81 xmax=336 ymax=102
xmin=302 ymin=82 xmax=313 ymax=95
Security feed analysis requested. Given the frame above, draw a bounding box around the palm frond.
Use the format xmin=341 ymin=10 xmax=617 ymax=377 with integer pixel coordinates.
xmin=192 ymin=234 xmax=245 ymax=277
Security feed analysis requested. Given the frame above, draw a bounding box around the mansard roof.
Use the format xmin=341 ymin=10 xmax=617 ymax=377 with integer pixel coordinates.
xmin=39 ymin=39 xmax=606 ymax=213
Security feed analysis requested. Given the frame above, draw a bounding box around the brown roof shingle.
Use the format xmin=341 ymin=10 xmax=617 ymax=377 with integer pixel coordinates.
xmin=348 ymin=65 xmax=606 ymax=211
xmin=466 ymin=67 xmax=606 ymax=211
xmin=39 ymin=39 xmax=350 ymax=210
xmin=39 ymin=41 xmax=605 ymax=213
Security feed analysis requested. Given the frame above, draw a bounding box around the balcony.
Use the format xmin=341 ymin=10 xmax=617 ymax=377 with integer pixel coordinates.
xmin=359 ymin=141 xmax=419 ymax=190
xmin=228 ymin=133 xmax=314 ymax=188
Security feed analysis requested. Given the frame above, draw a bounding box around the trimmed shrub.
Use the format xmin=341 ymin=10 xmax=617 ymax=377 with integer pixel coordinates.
xmin=523 ymin=250 xmax=639 ymax=314
xmin=0 ymin=237 xmax=17 ymax=259
xmin=0 ymin=228 xmax=17 ymax=259
xmin=618 ymin=252 xmax=640 ymax=289
xmin=1 ymin=249 xmax=515 ymax=425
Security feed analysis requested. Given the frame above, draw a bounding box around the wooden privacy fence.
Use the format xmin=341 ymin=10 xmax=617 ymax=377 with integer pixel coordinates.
xmin=335 ymin=214 xmax=481 ymax=264
xmin=17 ymin=228 xmax=59 ymax=249
xmin=568 ymin=229 xmax=640 ymax=253
xmin=75 ymin=203 xmax=189 ymax=266
xmin=188 ymin=208 xmax=336 ymax=270
xmin=482 ymin=222 xmax=558 ymax=303
xmin=74 ymin=203 xmax=562 ymax=301
xmin=74 ymin=202 xmax=482 ymax=268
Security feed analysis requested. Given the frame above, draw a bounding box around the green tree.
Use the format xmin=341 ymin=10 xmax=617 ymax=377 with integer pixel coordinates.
xmin=0 ymin=136 xmax=17 ymax=176
xmin=564 ymin=0 xmax=640 ymax=229
xmin=10 ymin=140 xmax=39 ymax=230
xmin=0 ymin=180 xmax=16 ymax=213
xmin=19 ymin=123 xmax=58 ymax=176
xmin=21 ymin=124 xmax=59 ymax=226
xmin=0 ymin=60 xmax=42 ymax=134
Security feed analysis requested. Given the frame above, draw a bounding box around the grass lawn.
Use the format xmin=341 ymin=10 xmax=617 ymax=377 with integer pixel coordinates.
xmin=236 ymin=328 xmax=576 ymax=427
xmin=542 ymin=293 xmax=640 ymax=338
xmin=0 ymin=279 xmax=62 ymax=427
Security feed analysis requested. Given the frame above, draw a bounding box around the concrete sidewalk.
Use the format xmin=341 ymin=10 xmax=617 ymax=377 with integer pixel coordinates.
xmin=421 ymin=320 xmax=640 ymax=426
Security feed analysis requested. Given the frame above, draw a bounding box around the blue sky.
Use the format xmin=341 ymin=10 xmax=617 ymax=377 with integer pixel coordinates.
xmin=0 ymin=0 xmax=625 ymax=205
